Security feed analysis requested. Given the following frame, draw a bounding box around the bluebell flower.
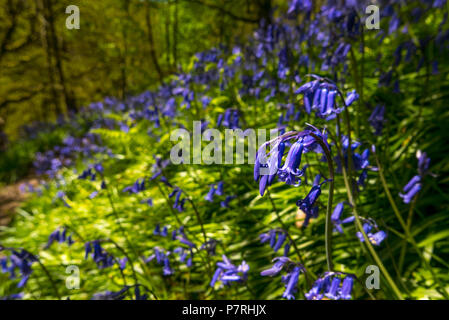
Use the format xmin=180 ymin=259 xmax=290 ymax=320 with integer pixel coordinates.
xmin=200 ymin=239 xmax=218 ymax=256
xmin=305 ymin=272 xmax=355 ymax=300
xmin=417 ymin=150 xmax=431 ymax=176
xmin=325 ymin=277 xmax=341 ymax=299
xmin=123 ymin=178 xmax=145 ymax=194
xmin=220 ymin=195 xmax=236 ymax=208
xmin=210 ymin=255 xmax=249 ymax=288
xmin=169 ymin=187 xmax=186 ymax=212
xmin=205 ymin=184 xmax=216 ymax=202
xmin=368 ymin=105 xmax=386 ymax=136
xmin=153 ymin=224 xmax=161 ymax=236
xmin=344 ymin=89 xmax=359 ymax=107
xmin=356 ymin=222 xmax=387 ymax=246
xmin=277 ymin=140 xmax=305 ymax=186
xmin=161 ymin=226 xmax=168 ymax=237
xmin=55 ymin=191 xmax=71 ymax=208
xmin=45 ymin=227 xmax=74 ymax=248
xmin=340 ymin=276 xmax=355 ymax=300
xmin=331 ymin=202 xmax=355 ymax=233
xmin=260 ymin=257 xmax=290 ymax=276
xmin=282 ymin=266 xmax=302 ymax=300
xmin=296 ymin=180 xmax=328 ymax=228
xmin=1 ymin=249 xmax=38 ymax=288
xmin=216 ymin=181 xmax=224 ymax=196
xmin=163 ymin=257 xmax=174 ymax=276
xmin=84 ymin=240 xmax=115 ymax=269
xmin=176 ymin=235 xmax=196 ymax=248
xmin=92 ymin=286 xmax=130 ymax=300
xmin=254 ymin=141 xmax=285 ymax=196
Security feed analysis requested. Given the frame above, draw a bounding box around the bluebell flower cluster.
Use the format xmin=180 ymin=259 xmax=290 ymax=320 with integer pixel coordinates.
xmin=259 ymin=229 xmax=291 ymax=256
xmin=168 ymin=187 xmax=186 ymax=212
xmin=356 ymin=220 xmax=387 ymax=246
xmin=45 ymin=227 xmax=74 ymax=249
xmin=295 ymin=77 xmax=354 ymax=121
xmin=217 ymin=109 xmax=240 ymax=129
xmin=84 ymin=240 xmax=119 ymax=269
xmin=305 ymin=272 xmax=355 ymax=300
xmin=123 ymin=178 xmax=146 ymax=194
xmin=399 ymin=150 xmax=431 ymax=204
xmin=260 ymin=257 xmax=304 ymax=300
xmin=0 ymin=249 xmax=37 ymax=288
xmin=210 ymin=255 xmax=249 ymax=288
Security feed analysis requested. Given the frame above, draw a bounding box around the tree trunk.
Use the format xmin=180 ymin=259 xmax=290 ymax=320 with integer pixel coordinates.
xmin=43 ymin=0 xmax=76 ymax=113
xmin=145 ymin=1 xmax=163 ymax=81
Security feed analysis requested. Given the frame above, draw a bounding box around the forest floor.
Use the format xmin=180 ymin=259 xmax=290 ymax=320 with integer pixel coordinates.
xmin=0 ymin=178 xmax=38 ymax=226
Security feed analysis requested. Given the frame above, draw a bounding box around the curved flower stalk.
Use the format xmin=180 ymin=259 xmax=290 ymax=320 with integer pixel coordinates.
xmin=254 ymin=126 xmax=336 ymax=271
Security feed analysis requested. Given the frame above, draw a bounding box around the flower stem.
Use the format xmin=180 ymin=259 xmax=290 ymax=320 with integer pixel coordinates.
xmin=309 ymin=132 xmax=335 ymax=272
xmin=336 ymin=115 xmax=404 ymax=300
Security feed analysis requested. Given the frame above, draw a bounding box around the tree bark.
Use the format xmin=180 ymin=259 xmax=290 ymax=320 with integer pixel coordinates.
xmin=145 ymin=1 xmax=163 ymax=81
xmin=43 ymin=0 xmax=76 ymax=112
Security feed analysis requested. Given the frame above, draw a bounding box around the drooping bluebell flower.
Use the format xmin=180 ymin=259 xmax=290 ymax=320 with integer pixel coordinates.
xmin=92 ymin=286 xmax=130 ymax=300
xmin=55 ymin=191 xmax=71 ymax=208
xmin=399 ymin=175 xmax=421 ymax=204
xmin=205 ymin=184 xmax=216 ymax=202
xmin=163 ymin=256 xmax=174 ymax=276
xmin=334 ymin=136 xmax=374 ymax=174
xmin=84 ymin=240 xmax=116 ymax=269
xmin=200 ymin=239 xmax=218 ymax=256
xmin=399 ymin=150 xmax=432 ymax=204
xmin=118 ymin=258 xmax=127 ymax=271
xmin=417 ymin=150 xmax=431 ymax=177
xmin=296 ymin=180 xmax=328 ymax=228
xmin=260 ymin=229 xmax=290 ymax=254
xmin=169 ymin=187 xmax=186 ymax=212
xmin=344 ymin=90 xmax=359 ymax=107
xmin=254 ymin=141 xmax=285 ymax=196
xmin=261 ymin=257 xmax=304 ymax=300
xmin=0 ymin=249 xmax=37 ymax=288
xmin=260 ymin=257 xmax=291 ymax=277
xmin=331 ymin=202 xmax=355 ymax=233
xmin=141 ymin=198 xmax=153 ymax=206
xmin=0 ymin=293 xmax=24 ymax=300
xmin=340 ymin=276 xmax=354 ymax=300
xmin=282 ymin=266 xmax=302 ymax=300
xmin=210 ymin=255 xmax=249 ymax=288
xmin=153 ymin=224 xmax=161 ymax=236
xmin=325 ymin=277 xmax=341 ymax=299
xmin=123 ymin=178 xmax=145 ymax=194
xmin=305 ymin=272 xmax=355 ymax=300
xmin=356 ymin=222 xmax=387 ymax=246
xmin=295 ymin=76 xmax=347 ymax=120
xmin=89 ymin=190 xmax=99 ymax=199
xmin=216 ymin=181 xmax=224 ymax=196
xmin=277 ymin=140 xmax=306 ymax=186
xmin=176 ymin=235 xmax=196 ymax=248
xmin=220 ymin=195 xmax=236 ymax=208
xmin=45 ymin=227 xmax=74 ymax=249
